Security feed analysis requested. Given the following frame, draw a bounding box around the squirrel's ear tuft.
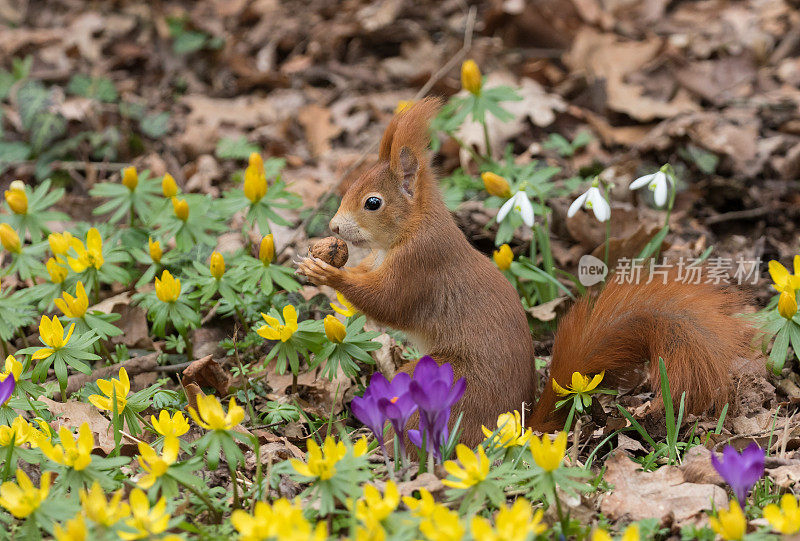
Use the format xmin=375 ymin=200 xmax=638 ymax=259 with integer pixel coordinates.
xmin=398 ymin=146 xmax=418 ymax=197
xmin=379 ymin=97 xmax=441 ymax=174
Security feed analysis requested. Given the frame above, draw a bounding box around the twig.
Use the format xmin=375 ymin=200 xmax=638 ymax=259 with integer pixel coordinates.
xmin=276 ymin=5 xmax=478 ymax=261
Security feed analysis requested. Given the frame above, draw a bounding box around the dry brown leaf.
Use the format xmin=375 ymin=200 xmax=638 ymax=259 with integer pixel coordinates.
xmin=601 ymin=451 xmax=727 ymax=523
xmin=297 ymin=104 xmax=342 ymax=158
xmin=527 ymin=297 xmax=568 ymax=322
xmin=38 ymin=396 xmax=118 ymax=455
xmin=182 ymin=355 xmax=231 ymax=396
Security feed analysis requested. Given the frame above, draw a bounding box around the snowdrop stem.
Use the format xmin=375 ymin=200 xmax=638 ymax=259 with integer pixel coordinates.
xmin=482 ymin=122 xmax=492 ymax=160
xmin=446 ymin=131 xmax=484 ymax=164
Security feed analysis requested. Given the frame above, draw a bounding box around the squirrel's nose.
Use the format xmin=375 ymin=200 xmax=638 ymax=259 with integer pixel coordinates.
xmin=331 ymin=224 xmax=340 ymax=235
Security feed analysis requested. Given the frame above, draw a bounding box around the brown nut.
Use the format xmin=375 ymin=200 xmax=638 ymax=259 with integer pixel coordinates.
xmin=310 ymin=236 xmax=348 ymax=268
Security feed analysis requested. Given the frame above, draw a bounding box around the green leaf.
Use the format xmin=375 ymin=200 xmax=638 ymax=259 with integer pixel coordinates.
xmin=0 ymin=141 xmax=31 ymax=173
xmin=67 ymin=74 xmax=118 ymax=103
xmin=768 ymin=323 xmax=790 ymax=374
xmin=216 ymin=136 xmax=259 ymax=160
xmin=140 ymin=112 xmax=170 ymax=138
xmin=173 ymin=31 xmax=208 ymax=54
xmin=16 ymin=80 xmax=50 ymax=130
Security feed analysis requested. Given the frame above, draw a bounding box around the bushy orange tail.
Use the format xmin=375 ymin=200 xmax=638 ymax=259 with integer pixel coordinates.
xmin=530 ymin=276 xmax=757 ymax=431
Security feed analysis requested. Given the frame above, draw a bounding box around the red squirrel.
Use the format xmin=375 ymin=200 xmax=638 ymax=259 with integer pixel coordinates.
xmin=298 ymin=98 xmax=756 ymax=443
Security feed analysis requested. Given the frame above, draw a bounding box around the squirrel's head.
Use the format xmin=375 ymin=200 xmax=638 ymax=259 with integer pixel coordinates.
xmin=330 ymin=98 xmax=440 ymax=251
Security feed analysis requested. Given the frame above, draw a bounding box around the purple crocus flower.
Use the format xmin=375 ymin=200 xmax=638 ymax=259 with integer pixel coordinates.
xmin=0 ymin=374 xmax=14 ymax=406
xmin=376 ymin=372 xmax=418 ymax=452
xmin=711 ymin=443 xmax=765 ymax=502
xmin=350 ymin=373 xmax=389 ymax=448
xmin=407 ymin=356 xmax=466 ymax=460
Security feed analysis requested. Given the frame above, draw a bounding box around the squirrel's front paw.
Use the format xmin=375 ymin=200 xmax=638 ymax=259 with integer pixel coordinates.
xmin=296 ymin=255 xmax=341 ymax=287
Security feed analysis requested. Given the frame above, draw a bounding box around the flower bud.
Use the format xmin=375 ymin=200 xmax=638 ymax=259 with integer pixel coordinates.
xmin=482 ymin=172 xmax=512 ymax=198
xmin=48 ymin=231 xmax=73 ymax=256
xmin=121 ymin=166 xmax=138 ymax=191
xmin=0 ymin=224 xmax=21 ymax=253
xmin=4 ymin=181 xmax=27 ymax=215
xmin=172 ymin=197 xmax=189 ymax=222
xmin=259 ymin=234 xmax=274 ymax=264
xmin=324 ymin=315 xmax=346 ymax=343
xmin=243 ymin=164 xmax=267 ymax=204
xmin=493 ymin=244 xmax=513 ymax=271
xmin=162 ymin=173 xmax=178 ymax=198
xmin=461 ymin=59 xmax=482 ymax=95
xmin=395 ymin=100 xmax=414 ymax=114
xmin=209 ymin=251 xmax=225 ymax=280
xmin=778 ymin=290 xmax=798 ymax=320
xmin=248 ymin=152 xmax=264 ymax=174
xmin=46 ymin=258 xmax=67 ymax=284
xmin=148 ymin=237 xmax=162 ymax=263
xmin=155 ymin=270 xmax=181 ymax=303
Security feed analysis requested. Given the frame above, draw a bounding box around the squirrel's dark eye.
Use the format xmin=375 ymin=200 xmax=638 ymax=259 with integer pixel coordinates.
xmin=364 ymin=196 xmax=382 ymax=211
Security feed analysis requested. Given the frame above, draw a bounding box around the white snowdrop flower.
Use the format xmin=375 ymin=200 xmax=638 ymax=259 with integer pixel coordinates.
xmin=497 ymin=190 xmax=535 ymax=227
xmin=567 ymin=180 xmax=610 ymax=222
xmin=629 ymin=170 xmax=672 ymax=207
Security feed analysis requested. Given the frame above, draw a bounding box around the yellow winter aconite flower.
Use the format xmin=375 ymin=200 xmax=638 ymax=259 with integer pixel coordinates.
xmin=162 ymin=173 xmax=178 ymax=198
xmin=482 ymin=172 xmax=512 ymax=199
xmin=395 ymin=100 xmax=415 ymax=114
xmin=420 ymin=505 xmax=465 ymax=541
xmin=290 ymin=436 xmax=347 ymax=481
xmin=769 ymin=257 xmax=800 ymax=293
xmin=461 ymin=59 xmax=482 ymax=95
xmin=122 ymin=166 xmax=138 ymax=191
xmin=120 ymin=488 xmax=172 ymax=540
xmin=331 ymin=291 xmax=357 ymax=317
xmin=356 ymin=480 xmax=399 ymax=526
xmin=403 ymin=488 xmax=437 ymax=518
xmin=68 ymin=228 xmax=104 ymax=272
xmin=471 ymin=498 xmax=547 ymax=541
xmin=47 ymin=257 xmax=68 ymax=283
xmin=79 ymin=482 xmax=130 ymax=527
xmin=324 ymin=315 xmax=346 ymax=343
xmin=88 ymin=367 xmax=130 ymax=413
xmin=172 ymin=197 xmax=189 ymax=221
xmin=209 ymin=251 xmax=225 ymax=279
xmin=49 ymin=231 xmax=73 ymax=256
xmin=442 ymin=444 xmax=490 ymax=489
xmin=0 ymin=416 xmax=33 ymax=447
xmin=353 ymin=436 xmax=369 ymax=457
xmin=155 ymin=270 xmax=181 ymax=303
xmin=259 ymin=234 xmax=274 ymax=264
xmin=778 ymin=289 xmax=798 ymax=320
xmin=709 ymin=499 xmax=746 ymax=540
xmin=244 ymin=152 xmax=267 ymax=203
xmin=54 ymin=513 xmax=87 ymax=541
xmin=493 ymin=244 xmax=513 ymax=271
xmin=0 ymin=223 xmax=21 ymax=253
xmin=231 ymin=498 xmax=327 ymax=541
xmin=55 ymin=281 xmax=89 ymax=319
xmin=482 ymin=410 xmax=531 ymax=448
xmin=5 ymin=181 xmax=28 ymax=214
xmin=151 ymin=410 xmax=190 ymax=440
xmin=32 ymin=315 xmax=75 ymax=360
xmin=188 ymin=394 xmax=244 ymax=431
xmin=257 ymin=305 xmax=298 ymax=342
xmin=530 ymin=431 xmax=567 ymax=472
xmin=620 ymin=524 xmax=641 ymax=541
xmin=148 ymin=237 xmax=162 ymax=263
xmin=763 ymin=493 xmax=800 ymax=534
xmin=553 ymin=370 xmax=605 ymax=397
xmin=137 ymin=437 xmax=179 ymax=488
xmin=0 ymin=469 xmax=51 ymax=519
xmin=1 ymin=355 xmax=22 ymax=383
xmin=39 ymin=423 xmax=94 ymax=471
